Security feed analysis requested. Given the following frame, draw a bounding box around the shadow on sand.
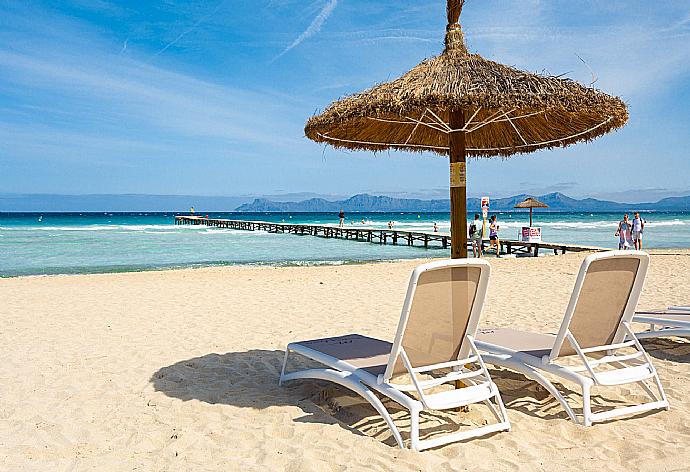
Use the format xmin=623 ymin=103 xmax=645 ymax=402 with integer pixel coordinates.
xmin=642 ymin=337 xmax=690 ymax=363
xmin=150 ymin=346 xmax=668 ymax=446
xmin=150 ymin=349 xmax=399 ymax=444
xmin=150 ymin=349 xmax=506 ymax=447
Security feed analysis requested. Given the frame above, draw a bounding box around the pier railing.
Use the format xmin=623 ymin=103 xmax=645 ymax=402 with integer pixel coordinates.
xmin=174 ymin=216 xmax=605 ymax=256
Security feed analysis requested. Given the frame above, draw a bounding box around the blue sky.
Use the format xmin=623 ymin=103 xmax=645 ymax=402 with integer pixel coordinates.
xmin=0 ymin=0 xmax=689 ymax=202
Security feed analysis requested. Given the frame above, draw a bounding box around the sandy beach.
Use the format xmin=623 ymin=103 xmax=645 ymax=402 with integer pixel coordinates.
xmin=1 ymin=250 xmax=689 ymax=471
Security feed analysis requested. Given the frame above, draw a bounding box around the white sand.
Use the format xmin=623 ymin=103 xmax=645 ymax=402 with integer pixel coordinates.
xmin=1 ymin=250 xmax=689 ymax=471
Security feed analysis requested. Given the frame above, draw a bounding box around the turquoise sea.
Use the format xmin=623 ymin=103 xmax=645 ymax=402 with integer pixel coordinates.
xmin=1 ymin=211 xmax=688 ymax=277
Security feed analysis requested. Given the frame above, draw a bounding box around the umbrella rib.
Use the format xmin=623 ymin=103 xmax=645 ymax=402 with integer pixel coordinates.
xmin=462 ymin=106 xmax=482 ymax=131
xmin=505 ymin=112 xmax=528 ymax=145
xmin=316 ymin=116 xmax=612 ymax=154
xmin=492 ymin=110 xmax=545 ymax=123
xmin=467 ymin=116 xmax=613 ymax=151
xmin=403 ymin=111 xmax=424 ymax=145
xmin=368 ymin=117 xmax=443 ymax=127
xmin=426 ymin=108 xmax=452 ymax=132
xmin=403 ymin=109 xmax=450 ymax=145
xmin=317 ymin=133 xmax=449 ymax=151
xmin=404 ymin=117 xmax=449 ymax=135
xmin=367 ymin=116 xmax=448 ymax=133
xmin=466 ymin=108 xmax=514 ymax=134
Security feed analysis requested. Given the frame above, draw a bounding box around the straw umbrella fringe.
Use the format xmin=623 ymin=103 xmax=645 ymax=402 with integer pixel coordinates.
xmin=305 ymin=0 xmax=628 ymax=258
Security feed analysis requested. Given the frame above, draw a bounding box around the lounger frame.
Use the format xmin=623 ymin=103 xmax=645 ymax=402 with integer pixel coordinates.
xmin=280 ymin=259 xmax=510 ymax=450
xmin=634 ymin=306 xmax=690 ymax=339
xmin=476 ymin=250 xmax=669 ymax=426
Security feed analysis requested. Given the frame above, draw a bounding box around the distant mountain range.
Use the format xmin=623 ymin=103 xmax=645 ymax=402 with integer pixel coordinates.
xmin=1 ymin=192 xmax=688 ymax=212
xmin=235 ymin=192 xmax=690 ymax=213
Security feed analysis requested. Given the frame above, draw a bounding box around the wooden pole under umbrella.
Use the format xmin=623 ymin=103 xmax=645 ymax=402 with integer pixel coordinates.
xmin=449 ymin=109 xmax=467 ymax=259
xmin=530 ymin=207 xmax=533 ymax=227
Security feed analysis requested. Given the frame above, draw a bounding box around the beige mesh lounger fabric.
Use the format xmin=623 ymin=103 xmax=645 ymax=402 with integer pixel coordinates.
xmin=635 ymin=306 xmax=690 ymax=339
xmin=475 ymin=251 xmax=669 ymax=426
xmin=279 ymin=259 xmax=510 ymax=451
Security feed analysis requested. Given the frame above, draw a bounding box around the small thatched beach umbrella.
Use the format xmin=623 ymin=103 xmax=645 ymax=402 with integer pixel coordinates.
xmin=514 ymin=197 xmax=549 ymax=227
xmin=305 ymin=0 xmax=628 ymax=258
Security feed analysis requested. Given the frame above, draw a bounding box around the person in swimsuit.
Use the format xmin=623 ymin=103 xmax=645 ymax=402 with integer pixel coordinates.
xmin=631 ymin=212 xmax=645 ymax=249
xmin=338 ymin=209 xmax=345 ymax=227
xmin=489 ymin=215 xmax=500 ymax=254
xmin=616 ymin=213 xmax=633 ymax=249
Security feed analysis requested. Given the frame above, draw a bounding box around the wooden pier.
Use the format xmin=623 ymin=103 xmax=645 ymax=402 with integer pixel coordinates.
xmin=174 ymin=216 xmax=605 ymax=256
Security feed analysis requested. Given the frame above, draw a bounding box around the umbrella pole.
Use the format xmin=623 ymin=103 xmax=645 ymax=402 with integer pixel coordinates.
xmin=449 ymin=109 xmax=467 ymax=259
xmin=530 ymin=208 xmax=533 ymax=227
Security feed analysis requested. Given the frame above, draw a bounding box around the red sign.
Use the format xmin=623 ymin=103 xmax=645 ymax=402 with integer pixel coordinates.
xmin=481 ymin=197 xmax=490 ymax=218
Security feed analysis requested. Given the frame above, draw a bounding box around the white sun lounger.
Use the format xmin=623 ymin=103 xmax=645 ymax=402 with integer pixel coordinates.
xmin=634 ymin=306 xmax=690 ymax=339
xmin=475 ymin=250 xmax=669 ymax=426
xmin=279 ymin=259 xmax=510 ymax=450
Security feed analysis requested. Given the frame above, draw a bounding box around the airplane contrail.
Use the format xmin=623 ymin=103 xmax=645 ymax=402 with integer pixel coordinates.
xmin=155 ymin=1 xmax=226 ymax=56
xmin=273 ymin=0 xmax=338 ymax=62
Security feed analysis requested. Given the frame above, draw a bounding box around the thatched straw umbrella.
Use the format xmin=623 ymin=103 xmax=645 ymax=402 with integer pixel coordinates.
xmin=514 ymin=197 xmax=549 ymax=227
xmin=305 ymin=0 xmax=628 ymax=258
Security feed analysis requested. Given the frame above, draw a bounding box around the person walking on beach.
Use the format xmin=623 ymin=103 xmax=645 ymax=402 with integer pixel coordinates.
xmin=433 ymin=222 xmax=439 ymax=233
xmin=489 ymin=215 xmax=500 ymax=255
xmin=469 ymin=213 xmax=483 ymax=257
xmin=338 ymin=209 xmax=345 ymax=227
xmin=632 ymin=212 xmax=645 ymax=249
xmin=616 ymin=213 xmax=633 ymax=249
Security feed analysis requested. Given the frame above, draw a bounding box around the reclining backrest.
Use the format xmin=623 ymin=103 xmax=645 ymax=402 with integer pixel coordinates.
xmin=551 ymin=251 xmax=649 ymax=358
xmin=384 ymin=259 xmax=490 ymax=379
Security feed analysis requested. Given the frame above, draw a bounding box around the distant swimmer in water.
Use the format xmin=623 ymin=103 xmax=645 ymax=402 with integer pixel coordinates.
xmin=361 ymin=218 xmax=366 ymax=225
xmin=38 ymin=215 xmax=43 ymax=222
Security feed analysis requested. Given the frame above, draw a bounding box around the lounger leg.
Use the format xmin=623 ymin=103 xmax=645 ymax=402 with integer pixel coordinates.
xmin=582 ymin=383 xmax=592 ymax=427
xmin=651 ymin=373 xmax=670 ymax=410
xmin=278 ymin=348 xmax=290 ymax=386
xmin=483 ymin=399 xmax=501 ymax=421
xmin=281 ymin=368 xmax=406 ymax=449
xmin=637 ymin=379 xmax=658 ymax=400
xmin=494 ymin=391 xmax=511 ymax=430
xmin=409 ymin=408 xmax=420 ymax=451
xmin=487 ymin=359 xmax=580 ymax=424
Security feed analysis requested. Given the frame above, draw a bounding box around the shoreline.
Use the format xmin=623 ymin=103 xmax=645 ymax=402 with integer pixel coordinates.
xmin=0 ymin=256 xmax=430 ymax=279
xmin=3 ymin=247 xmax=690 ymax=279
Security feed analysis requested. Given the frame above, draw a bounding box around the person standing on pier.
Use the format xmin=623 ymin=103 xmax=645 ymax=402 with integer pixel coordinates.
xmin=338 ymin=209 xmax=345 ymax=227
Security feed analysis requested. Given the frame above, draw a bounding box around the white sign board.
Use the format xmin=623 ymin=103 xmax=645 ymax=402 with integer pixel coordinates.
xmin=521 ymin=226 xmax=542 ymax=243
